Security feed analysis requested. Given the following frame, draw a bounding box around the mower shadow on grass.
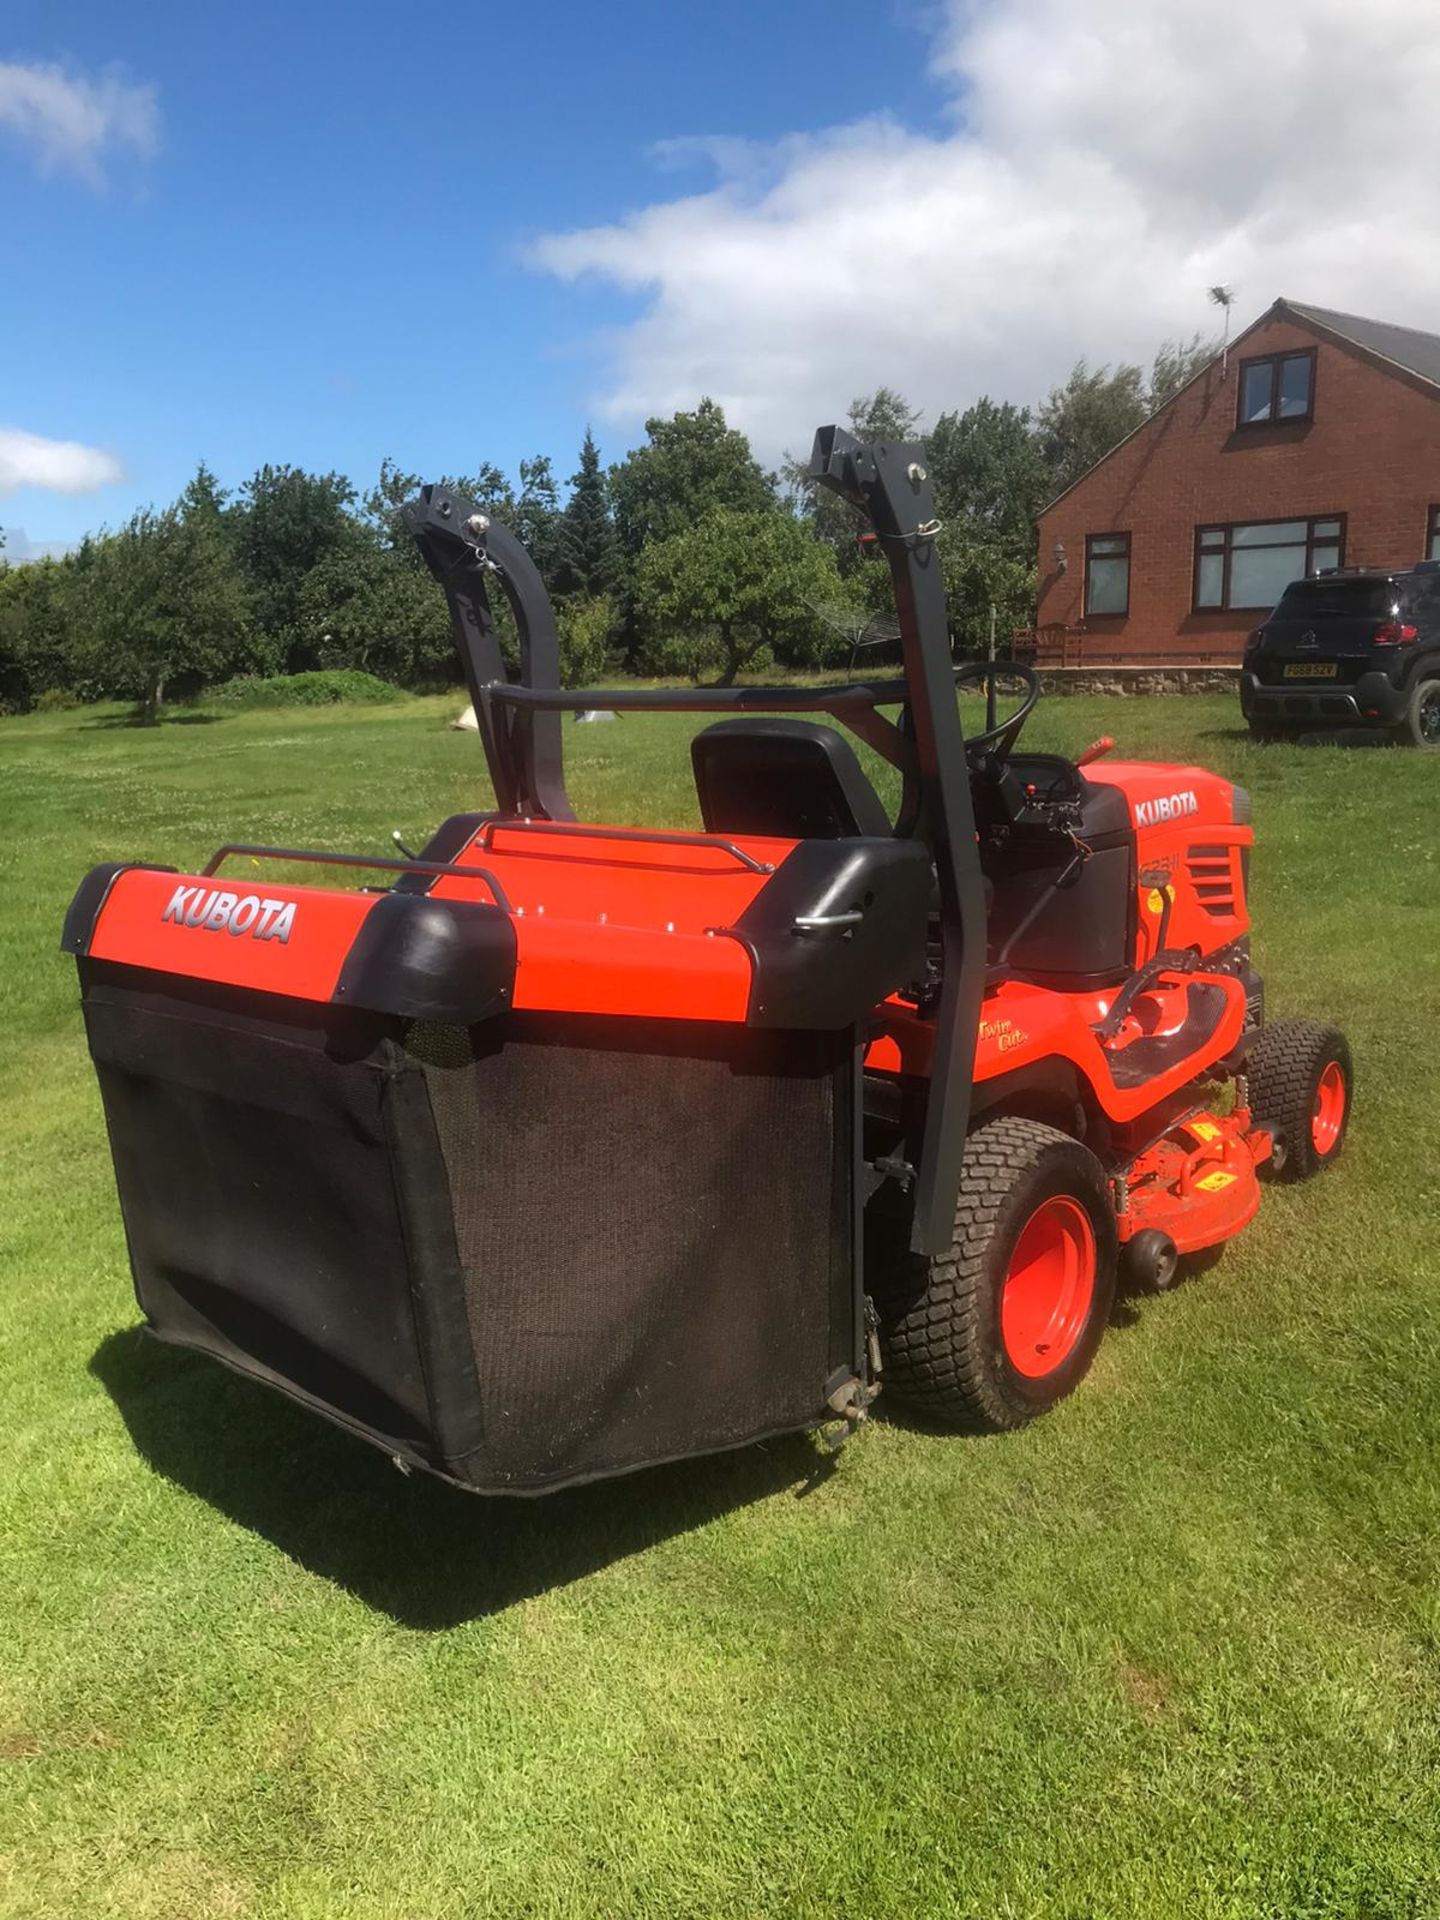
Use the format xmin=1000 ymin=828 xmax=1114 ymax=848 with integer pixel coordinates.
xmin=89 ymin=1328 xmax=818 ymax=1629
xmin=82 ymin=711 xmax=229 ymax=730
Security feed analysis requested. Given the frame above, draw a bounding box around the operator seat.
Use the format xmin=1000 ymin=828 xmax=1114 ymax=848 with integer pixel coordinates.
xmin=692 ymin=719 xmax=892 ymax=840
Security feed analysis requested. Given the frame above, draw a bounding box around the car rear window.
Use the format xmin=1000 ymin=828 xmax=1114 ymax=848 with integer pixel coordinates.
xmin=1271 ymin=579 xmax=1397 ymax=619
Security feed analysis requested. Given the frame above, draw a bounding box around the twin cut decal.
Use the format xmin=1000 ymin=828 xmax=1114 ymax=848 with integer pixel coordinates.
xmin=1133 ymin=790 xmax=1199 ymax=829
xmin=161 ymin=883 xmax=296 ymax=944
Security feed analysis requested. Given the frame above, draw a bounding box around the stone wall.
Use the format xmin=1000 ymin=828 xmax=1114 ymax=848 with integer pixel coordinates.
xmin=1036 ymin=665 xmax=1240 ymax=697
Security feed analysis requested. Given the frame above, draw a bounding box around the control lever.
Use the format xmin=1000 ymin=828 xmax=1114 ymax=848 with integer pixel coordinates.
xmin=1076 ymin=735 xmax=1116 ymax=766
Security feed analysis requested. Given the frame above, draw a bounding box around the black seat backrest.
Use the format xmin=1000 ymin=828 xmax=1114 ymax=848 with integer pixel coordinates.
xmin=691 ymin=719 xmax=891 ymax=840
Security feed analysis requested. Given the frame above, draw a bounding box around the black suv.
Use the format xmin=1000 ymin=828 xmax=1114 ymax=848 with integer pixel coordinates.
xmin=1240 ymin=562 xmax=1440 ymax=746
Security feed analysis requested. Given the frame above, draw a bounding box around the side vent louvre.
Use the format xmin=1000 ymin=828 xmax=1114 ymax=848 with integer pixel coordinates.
xmin=1186 ymin=843 xmax=1237 ymax=919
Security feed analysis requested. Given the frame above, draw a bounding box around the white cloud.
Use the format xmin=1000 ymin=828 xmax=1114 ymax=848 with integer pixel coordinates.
xmin=0 ymin=59 xmax=158 ymax=183
xmin=529 ymin=0 xmax=1440 ymax=457
xmin=0 ymin=427 xmax=123 ymax=497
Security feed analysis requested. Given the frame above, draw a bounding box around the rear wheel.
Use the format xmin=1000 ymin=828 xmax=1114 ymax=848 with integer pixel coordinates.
xmin=873 ymin=1117 xmax=1117 ymax=1431
xmin=1398 ymin=676 xmax=1440 ymax=749
xmin=1247 ymin=718 xmax=1288 ymax=742
xmin=1248 ymin=1018 xmax=1353 ymax=1182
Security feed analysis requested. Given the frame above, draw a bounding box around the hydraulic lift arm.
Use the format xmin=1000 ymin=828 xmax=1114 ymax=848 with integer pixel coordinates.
xmin=807 ymin=428 xmax=987 ymax=1255
xmin=402 ymin=487 xmax=575 ymax=821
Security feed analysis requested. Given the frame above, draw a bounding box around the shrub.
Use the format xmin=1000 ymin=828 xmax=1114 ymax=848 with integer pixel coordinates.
xmin=210 ymin=670 xmax=405 ymax=709
xmin=34 ymin=687 xmax=80 ymax=713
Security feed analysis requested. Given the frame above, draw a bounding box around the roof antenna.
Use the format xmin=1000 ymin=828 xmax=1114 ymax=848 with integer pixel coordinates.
xmin=1209 ymin=285 xmax=1236 ymax=378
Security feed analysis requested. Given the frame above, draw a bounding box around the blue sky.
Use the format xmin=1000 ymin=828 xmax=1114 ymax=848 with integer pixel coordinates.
xmin=5 ymin=0 xmax=1437 ymax=549
xmin=2 ymin=0 xmax=944 ymax=544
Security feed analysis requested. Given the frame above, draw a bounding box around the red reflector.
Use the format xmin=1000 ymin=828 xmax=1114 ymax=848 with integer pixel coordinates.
xmin=1374 ymin=622 xmax=1418 ymax=645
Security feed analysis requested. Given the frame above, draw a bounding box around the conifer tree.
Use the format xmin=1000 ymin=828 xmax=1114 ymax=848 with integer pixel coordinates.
xmin=556 ymin=428 xmax=620 ymax=598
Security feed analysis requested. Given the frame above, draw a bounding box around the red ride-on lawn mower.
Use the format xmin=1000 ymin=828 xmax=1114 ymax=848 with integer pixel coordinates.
xmin=63 ymin=428 xmax=1353 ymax=1490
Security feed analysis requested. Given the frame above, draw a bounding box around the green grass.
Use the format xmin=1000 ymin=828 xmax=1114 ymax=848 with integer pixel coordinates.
xmin=2 ymin=689 xmax=1439 ymax=1918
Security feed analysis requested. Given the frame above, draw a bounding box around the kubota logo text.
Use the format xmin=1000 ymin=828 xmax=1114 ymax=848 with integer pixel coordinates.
xmin=162 ymin=884 xmax=296 ymax=943
xmin=1133 ymin=790 xmax=1198 ymax=828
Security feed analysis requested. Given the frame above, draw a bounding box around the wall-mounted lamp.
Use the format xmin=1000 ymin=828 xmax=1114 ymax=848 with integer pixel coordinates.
xmin=1052 ymin=541 xmax=1068 ymax=574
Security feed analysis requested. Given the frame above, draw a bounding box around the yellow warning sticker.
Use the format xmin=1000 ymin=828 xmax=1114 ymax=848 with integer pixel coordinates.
xmin=1196 ymin=1169 xmax=1236 ymax=1192
xmin=1190 ymin=1120 xmax=1221 ymax=1142
xmin=1145 ymin=889 xmax=1165 ymax=914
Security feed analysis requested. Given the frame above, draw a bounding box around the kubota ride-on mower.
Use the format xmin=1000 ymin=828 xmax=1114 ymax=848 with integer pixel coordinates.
xmin=64 ymin=428 xmax=1353 ymax=1492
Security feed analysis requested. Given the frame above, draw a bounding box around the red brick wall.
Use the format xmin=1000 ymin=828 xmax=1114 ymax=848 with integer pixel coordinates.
xmin=1035 ymin=313 xmax=1440 ymax=662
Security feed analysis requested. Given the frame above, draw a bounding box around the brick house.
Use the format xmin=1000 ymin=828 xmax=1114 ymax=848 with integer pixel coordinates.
xmin=1033 ymin=299 xmax=1440 ymax=664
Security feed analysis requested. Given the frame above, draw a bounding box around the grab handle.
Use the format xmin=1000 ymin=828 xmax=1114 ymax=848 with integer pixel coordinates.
xmin=203 ymin=843 xmax=514 ymax=912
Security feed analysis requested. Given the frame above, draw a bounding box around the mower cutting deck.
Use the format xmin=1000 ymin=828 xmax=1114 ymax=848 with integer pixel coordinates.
xmin=64 ymin=427 xmax=1353 ymax=1490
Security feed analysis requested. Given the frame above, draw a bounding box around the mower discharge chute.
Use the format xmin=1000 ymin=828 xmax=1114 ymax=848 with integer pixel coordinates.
xmin=63 ymin=428 xmax=1352 ymax=1491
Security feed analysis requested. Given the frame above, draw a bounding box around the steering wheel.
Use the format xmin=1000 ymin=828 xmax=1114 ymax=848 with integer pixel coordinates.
xmin=953 ymin=659 xmax=1041 ymax=761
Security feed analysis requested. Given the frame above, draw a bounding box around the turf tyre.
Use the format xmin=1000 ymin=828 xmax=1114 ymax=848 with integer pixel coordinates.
xmin=1248 ymin=1018 xmax=1352 ymax=1182
xmin=874 ymin=1117 xmax=1117 ymax=1432
xmin=1397 ymin=676 xmax=1440 ymax=749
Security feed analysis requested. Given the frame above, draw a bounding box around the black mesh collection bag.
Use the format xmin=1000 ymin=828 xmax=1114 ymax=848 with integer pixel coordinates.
xmin=80 ymin=962 xmax=857 ymax=1493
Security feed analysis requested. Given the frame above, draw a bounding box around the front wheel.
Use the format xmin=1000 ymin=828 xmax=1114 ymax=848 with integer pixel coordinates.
xmin=1248 ymin=1018 xmax=1353 ymax=1181
xmin=872 ymin=1117 xmax=1117 ymax=1431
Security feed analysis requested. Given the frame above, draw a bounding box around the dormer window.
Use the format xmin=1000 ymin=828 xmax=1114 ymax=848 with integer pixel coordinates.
xmin=1237 ymin=349 xmax=1316 ymax=427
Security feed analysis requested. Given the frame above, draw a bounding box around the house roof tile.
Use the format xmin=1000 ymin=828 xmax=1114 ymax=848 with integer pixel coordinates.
xmin=1280 ymin=301 xmax=1440 ymax=390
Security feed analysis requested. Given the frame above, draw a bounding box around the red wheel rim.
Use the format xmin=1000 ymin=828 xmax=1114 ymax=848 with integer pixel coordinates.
xmin=1000 ymin=1196 xmax=1097 ymax=1379
xmin=1311 ymin=1061 xmax=1347 ymax=1155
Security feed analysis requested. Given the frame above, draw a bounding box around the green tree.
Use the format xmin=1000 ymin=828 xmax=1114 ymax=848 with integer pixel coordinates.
xmin=1033 ymin=341 xmax=1218 ymax=499
xmin=514 ymin=455 xmax=563 ymax=584
xmin=1147 ymin=333 xmax=1219 ymax=410
xmin=634 ymin=505 xmax=850 ymax=685
xmin=609 ymin=399 xmax=773 ymax=556
xmin=1034 ymin=361 xmax=1149 ymax=500
xmin=233 ymin=464 xmax=357 ymax=661
xmin=936 ymin=535 xmax=1037 ymax=656
xmin=295 ymin=530 xmax=454 ymax=686
xmin=77 ymin=502 xmax=250 ymax=719
xmin=555 ymin=428 xmax=620 ymax=599
xmin=0 ymin=556 xmax=87 ymax=710
xmin=556 ymin=593 xmax=619 ymax=686
xmin=927 ymin=398 xmax=1049 ymax=564
xmin=0 ymin=561 xmax=33 ymax=711
xmin=843 ymin=386 xmax=922 ymax=444
xmin=177 ymin=460 xmax=229 ymax=531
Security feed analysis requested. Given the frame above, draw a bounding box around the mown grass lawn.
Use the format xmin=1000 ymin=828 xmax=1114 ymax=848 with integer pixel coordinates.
xmin=2 ymin=689 xmax=1439 ymax=1919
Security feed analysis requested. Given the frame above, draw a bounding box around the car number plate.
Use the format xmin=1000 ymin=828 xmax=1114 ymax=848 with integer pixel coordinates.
xmin=1283 ymin=662 xmax=1338 ymax=678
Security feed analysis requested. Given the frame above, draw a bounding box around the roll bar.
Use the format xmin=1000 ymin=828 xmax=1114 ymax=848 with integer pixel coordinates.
xmin=404 ymin=427 xmax=986 ymax=1256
